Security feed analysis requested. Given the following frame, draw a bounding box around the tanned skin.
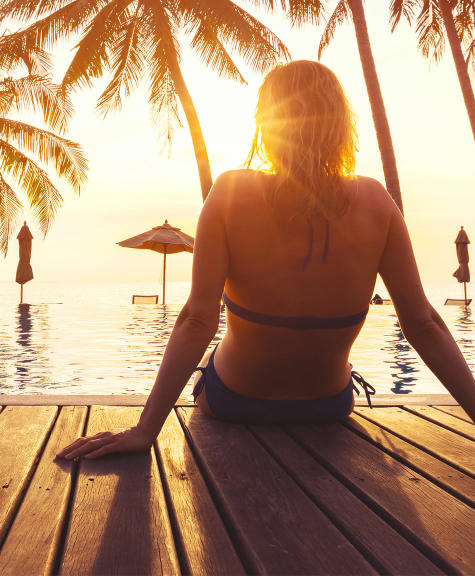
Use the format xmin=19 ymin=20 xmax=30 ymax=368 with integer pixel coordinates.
xmin=57 ymin=172 xmax=475 ymax=460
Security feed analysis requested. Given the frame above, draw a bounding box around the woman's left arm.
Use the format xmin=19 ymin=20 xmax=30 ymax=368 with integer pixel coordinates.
xmin=57 ymin=176 xmax=230 ymax=459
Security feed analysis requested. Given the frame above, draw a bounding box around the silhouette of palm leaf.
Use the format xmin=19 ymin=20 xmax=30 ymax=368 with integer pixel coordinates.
xmin=4 ymin=0 xmax=108 ymax=50
xmin=0 ymin=172 xmax=22 ymax=256
xmin=318 ymin=0 xmax=350 ymax=59
xmin=96 ymin=3 xmax=147 ymax=114
xmin=62 ymin=0 xmax=132 ymax=90
xmin=181 ymin=7 xmax=246 ymax=83
xmin=0 ymin=31 xmax=51 ymax=74
xmin=0 ymin=119 xmax=88 ymax=191
xmin=0 ymin=75 xmax=72 ymax=134
xmin=142 ymin=0 xmax=181 ymax=143
xmin=389 ymin=0 xmax=418 ymax=32
xmin=416 ymin=1 xmax=445 ymax=62
xmin=0 ymin=139 xmax=64 ymax=237
xmin=183 ymin=0 xmax=290 ymax=73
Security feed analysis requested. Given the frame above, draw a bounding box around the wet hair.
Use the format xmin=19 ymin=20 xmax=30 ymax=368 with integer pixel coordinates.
xmin=246 ymin=60 xmax=357 ymax=219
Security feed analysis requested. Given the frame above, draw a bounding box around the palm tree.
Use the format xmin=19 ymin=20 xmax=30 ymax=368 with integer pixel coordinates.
xmin=317 ymin=0 xmax=404 ymax=213
xmin=390 ymin=0 xmax=475 ymax=138
xmin=0 ymin=33 xmax=88 ymax=255
xmin=0 ymin=1 xmax=290 ymax=201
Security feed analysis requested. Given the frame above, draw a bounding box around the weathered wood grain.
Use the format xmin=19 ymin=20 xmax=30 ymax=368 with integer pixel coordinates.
xmin=0 ymin=406 xmax=57 ymax=545
xmin=59 ymin=406 xmax=180 ymax=576
xmin=290 ymin=422 xmax=475 ymax=575
xmin=434 ymin=405 xmax=471 ymax=423
xmin=345 ymin=413 xmax=474 ymax=505
xmin=0 ymin=407 xmax=87 ymax=576
xmin=157 ymin=409 xmax=245 ymax=575
xmin=405 ymin=406 xmax=474 ymax=440
xmin=355 ymin=407 xmax=474 ymax=475
xmin=252 ymin=425 xmax=443 ymax=576
xmin=178 ymin=407 xmax=376 ymax=575
xmin=0 ymin=394 xmax=458 ymax=406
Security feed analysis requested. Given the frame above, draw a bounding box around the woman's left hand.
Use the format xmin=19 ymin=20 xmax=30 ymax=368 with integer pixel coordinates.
xmin=56 ymin=426 xmax=153 ymax=460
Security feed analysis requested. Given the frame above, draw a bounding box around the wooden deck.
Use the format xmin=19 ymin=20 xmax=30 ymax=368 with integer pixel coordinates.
xmin=0 ymin=402 xmax=473 ymax=575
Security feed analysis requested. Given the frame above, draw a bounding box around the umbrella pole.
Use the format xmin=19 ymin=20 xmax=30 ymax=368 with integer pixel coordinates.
xmin=20 ymin=284 xmax=23 ymax=305
xmin=162 ymin=246 xmax=167 ymax=305
xmin=464 ymin=282 xmax=467 ymax=306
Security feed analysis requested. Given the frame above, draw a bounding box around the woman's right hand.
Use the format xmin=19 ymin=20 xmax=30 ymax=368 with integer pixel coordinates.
xmin=56 ymin=425 xmax=154 ymax=460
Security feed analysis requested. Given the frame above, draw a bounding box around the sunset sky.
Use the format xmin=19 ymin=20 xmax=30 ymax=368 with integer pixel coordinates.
xmin=1 ymin=0 xmax=474 ymax=287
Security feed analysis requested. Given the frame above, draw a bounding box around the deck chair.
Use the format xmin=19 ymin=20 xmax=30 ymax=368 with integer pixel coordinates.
xmin=444 ymin=298 xmax=472 ymax=306
xmin=132 ymin=295 xmax=159 ymax=304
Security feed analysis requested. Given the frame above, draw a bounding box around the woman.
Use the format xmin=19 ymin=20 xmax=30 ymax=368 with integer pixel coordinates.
xmin=58 ymin=61 xmax=475 ymax=460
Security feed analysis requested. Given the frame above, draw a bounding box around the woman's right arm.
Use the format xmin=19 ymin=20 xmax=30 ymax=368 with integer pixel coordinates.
xmin=378 ymin=194 xmax=475 ymax=422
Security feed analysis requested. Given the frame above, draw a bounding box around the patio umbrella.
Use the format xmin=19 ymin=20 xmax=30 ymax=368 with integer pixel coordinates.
xmin=453 ymin=226 xmax=470 ymax=305
xmin=117 ymin=220 xmax=194 ymax=304
xmin=15 ymin=221 xmax=33 ymax=304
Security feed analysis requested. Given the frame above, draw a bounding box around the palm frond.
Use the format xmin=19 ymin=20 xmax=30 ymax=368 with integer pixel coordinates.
xmin=0 ymin=31 xmax=51 ymax=75
xmin=179 ymin=0 xmax=290 ymax=74
xmin=0 ymin=75 xmax=72 ymax=134
xmin=287 ymin=0 xmax=326 ymax=27
xmin=182 ymin=9 xmax=246 ymax=82
xmin=0 ymin=171 xmax=22 ymax=257
xmin=0 ymin=118 xmax=88 ymax=191
xmin=463 ymin=37 xmax=474 ymax=73
xmin=141 ymin=0 xmax=182 ymax=140
xmin=416 ymin=1 xmax=445 ymax=62
xmin=389 ymin=0 xmax=418 ymax=32
xmin=318 ymin=0 xmax=350 ymax=59
xmin=62 ymin=0 xmax=134 ymax=91
xmin=0 ymin=139 xmax=63 ymax=237
xmin=0 ymin=0 xmax=70 ymax=21
xmin=6 ymin=0 xmax=108 ymax=51
xmin=96 ymin=3 xmax=148 ymax=115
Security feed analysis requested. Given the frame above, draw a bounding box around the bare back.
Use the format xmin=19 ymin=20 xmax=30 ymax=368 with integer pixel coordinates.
xmin=211 ymin=170 xmax=394 ymax=399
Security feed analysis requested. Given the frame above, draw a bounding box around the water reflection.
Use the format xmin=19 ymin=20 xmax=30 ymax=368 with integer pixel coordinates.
xmin=15 ymin=304 xmax=51 ymax=388
xmin=454 ymin=306 xmax=473 ymax=348
xmin=381 ymin=313 xmax=419 ymax=394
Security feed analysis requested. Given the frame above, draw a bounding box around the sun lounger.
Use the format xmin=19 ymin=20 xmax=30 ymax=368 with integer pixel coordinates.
xmin=132 ymin=295 xmax=159 ymax=304
xmin=444 ymin=298 xmax=472 ymax=306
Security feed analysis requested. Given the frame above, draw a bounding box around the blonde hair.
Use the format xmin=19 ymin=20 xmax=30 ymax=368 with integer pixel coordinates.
xmin=246 ymin=60 xmax=357 ymax=219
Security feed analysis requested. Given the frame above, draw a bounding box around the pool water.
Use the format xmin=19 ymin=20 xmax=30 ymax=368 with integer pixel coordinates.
xmin=0 ymin=282 xmax=473 ymax=395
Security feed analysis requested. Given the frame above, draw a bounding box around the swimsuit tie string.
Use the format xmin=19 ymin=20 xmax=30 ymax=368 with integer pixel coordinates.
xmin=351 ymin=370 xmax=375 ymax=408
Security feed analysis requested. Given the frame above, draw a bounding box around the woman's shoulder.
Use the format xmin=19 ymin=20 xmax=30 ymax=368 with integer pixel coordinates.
xmin=210 ymin=169 xmax=272 ymax=206
xmin=350 ymin=175 xmax=399 ymax=214
xmin=213 ymin=169 xmax=270 ymax=189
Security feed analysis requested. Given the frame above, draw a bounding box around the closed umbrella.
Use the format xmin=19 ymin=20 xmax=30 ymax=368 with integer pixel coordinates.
xmin=15 ymin=221 xmax=34 ymax=304
xmin=118 ymin=220 xmax=194 ymax=304
xmin=453 ymin=226 xmax=470 ymax=306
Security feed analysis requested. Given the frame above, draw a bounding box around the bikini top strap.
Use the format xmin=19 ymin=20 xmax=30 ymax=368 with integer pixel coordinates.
xmin=301 ymin=218 xmax=330 ymax=271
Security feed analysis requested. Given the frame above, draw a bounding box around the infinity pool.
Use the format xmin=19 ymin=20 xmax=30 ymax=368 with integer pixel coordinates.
xmin=0 ymin=282 xmax=473 ymax=395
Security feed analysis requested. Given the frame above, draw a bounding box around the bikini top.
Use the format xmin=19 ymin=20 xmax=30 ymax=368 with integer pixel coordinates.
xmin=223 ymin=219 xmax=369 ymax=330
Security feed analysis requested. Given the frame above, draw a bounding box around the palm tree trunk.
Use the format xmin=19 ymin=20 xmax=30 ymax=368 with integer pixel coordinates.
xmin=349 ymin=0 xmax=404 ymax=214
xmin=167 ymin=52 xmax=213 ymax=201
xmin=438 ymin=0 xmax=475 ymax=139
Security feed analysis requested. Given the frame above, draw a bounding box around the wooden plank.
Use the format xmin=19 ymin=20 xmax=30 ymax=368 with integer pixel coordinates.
xmin=157 ymin=410 xmax=245 ymax=575
xmin=290 ymin=422 xmax=475 ymax=575
xmin=0 ymin=393 xmax=457 ymax=406
xmin=178 ymin=407 xmax=376 ymax=575
xmin=251 ymin=425 xmax=443 ymax=576
xmin=355 ymin=407 xmax=474 ymax=475
xmin=60 ymin=406 xmax=180 ymax=576
xmin=434 ymin=405 xmax=472 ymax=423
xmin=405 ymin=406 xmax=475 ymax=440
xmin=0 ymin=407 xmax=87 ymax=576
xmin=0 ymin=406 xmax=57 ymax=545
xmin=345 ymin=413 xmax=474 ymax=505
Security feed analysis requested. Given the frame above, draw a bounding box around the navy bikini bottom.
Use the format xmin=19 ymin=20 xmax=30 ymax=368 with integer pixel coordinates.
xmin=192 ymin=347 xmax=375 ymax=424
